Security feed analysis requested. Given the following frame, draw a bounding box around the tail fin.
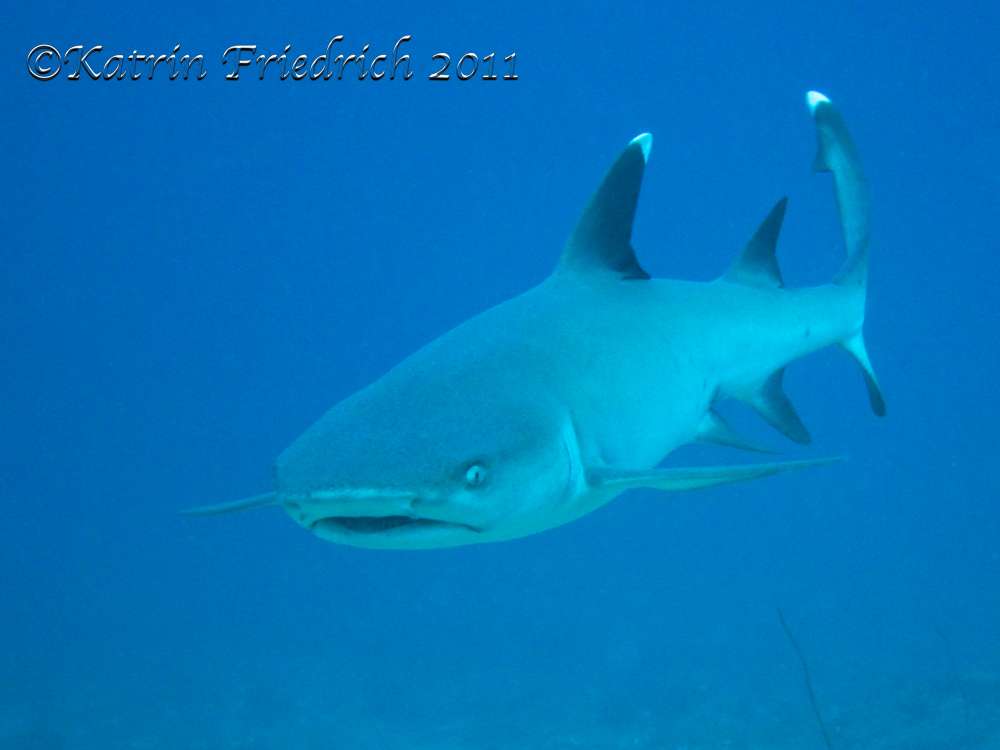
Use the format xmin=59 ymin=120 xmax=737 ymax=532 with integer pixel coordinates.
xmin=807 ymin=91 xmax=886 ymax=416
xmin=808 ymin=91 xmax=870 ymax=288
xmin=842 ymin=331 xmax=886 ymax=416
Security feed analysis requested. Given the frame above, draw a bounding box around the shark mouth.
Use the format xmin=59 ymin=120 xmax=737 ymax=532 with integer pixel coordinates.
xmin=312 ymin=515 xmax=479 ymax=535
xmin=282 ymin=489 xmax=482 ymax=537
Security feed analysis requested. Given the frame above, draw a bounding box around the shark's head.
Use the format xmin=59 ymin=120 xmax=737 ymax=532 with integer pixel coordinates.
xmin=274 ymin=365 xmax=584 ymax=549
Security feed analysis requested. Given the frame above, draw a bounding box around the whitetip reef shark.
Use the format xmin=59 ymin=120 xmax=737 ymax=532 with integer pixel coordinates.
xmin=186 ymin=91 xmax=885 ymax=549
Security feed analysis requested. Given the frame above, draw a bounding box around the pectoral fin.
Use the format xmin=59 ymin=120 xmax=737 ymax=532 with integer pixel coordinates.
xmin=587 ymin=457 xmax=840 ymax=494
xmin=181 ymin=492 xmax=278 ymax=516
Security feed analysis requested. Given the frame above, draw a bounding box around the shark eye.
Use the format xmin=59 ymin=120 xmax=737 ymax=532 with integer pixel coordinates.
xmin=464 ymin=464 xmax=487 ymax=487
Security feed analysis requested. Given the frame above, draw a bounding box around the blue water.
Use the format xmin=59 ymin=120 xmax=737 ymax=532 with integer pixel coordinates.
xmin=4 ymin=2 xmax=999 ymax=748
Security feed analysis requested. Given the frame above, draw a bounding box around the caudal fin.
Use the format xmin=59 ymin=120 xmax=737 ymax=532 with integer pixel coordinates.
xmin=808 ymin=91 xmax=886 ymax=416
xmin=808 ymin=91 xmax=870 ymax=288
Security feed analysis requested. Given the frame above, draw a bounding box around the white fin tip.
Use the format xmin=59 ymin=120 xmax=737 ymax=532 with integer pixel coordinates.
xmin=806 ymin=90 xmax=831 ymax=113
xmin=630 ymin=133 xmax=653 ymax=162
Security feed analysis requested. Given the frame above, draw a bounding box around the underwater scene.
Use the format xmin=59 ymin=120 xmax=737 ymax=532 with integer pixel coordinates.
xmin=4 ymin=1 xmax=999 ymax=748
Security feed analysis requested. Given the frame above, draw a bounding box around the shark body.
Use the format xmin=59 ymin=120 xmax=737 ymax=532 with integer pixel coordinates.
xmin=187 ymin=92 xmax=884 ymax=549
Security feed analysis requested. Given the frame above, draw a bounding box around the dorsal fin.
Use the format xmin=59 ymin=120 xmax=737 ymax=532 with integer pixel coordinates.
xmin=724 ymin=198 xmax=787 ymax=288
xmin=556 ymin=134 xmax=652 ymax=280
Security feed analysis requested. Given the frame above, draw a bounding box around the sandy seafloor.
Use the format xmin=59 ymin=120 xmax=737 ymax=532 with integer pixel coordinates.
xmin=3 ymin=652 xmax=997 ymax=749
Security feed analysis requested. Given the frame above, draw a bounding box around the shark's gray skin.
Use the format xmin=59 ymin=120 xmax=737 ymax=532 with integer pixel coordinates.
xmin=186 ymin=91 xmax=884 ymax=550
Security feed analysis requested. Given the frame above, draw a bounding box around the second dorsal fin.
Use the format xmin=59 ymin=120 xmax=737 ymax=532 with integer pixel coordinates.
xmin=556 ymin=134 xmax=652 ymax=280
xmin=724 ymin=198 xmax=787 ymax=288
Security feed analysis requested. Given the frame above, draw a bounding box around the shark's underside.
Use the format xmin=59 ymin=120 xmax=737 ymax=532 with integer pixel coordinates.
xmin=186 ymin=91 xmax=884 ymax=550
